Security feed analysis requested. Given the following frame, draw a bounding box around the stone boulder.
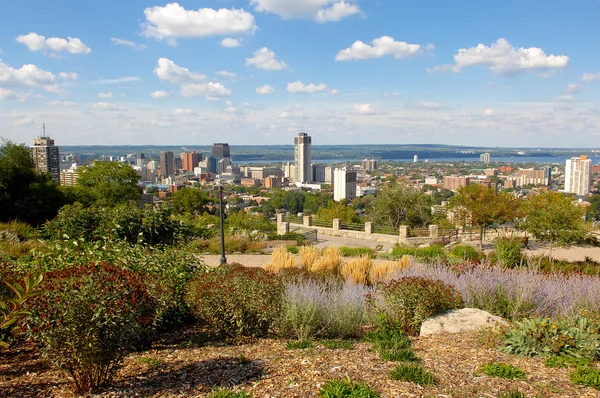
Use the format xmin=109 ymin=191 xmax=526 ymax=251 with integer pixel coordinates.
xmin=420 ymin=308 xmax=508 ymax=337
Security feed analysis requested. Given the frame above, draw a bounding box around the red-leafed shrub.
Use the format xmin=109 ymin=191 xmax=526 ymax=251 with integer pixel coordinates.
xmin=185 ymin=263 xmax=282 ymax=338
xmin=26 ymin=263 xmax=156 ymax=394
xmin=368 ymin=276 xmax=463 ymax=336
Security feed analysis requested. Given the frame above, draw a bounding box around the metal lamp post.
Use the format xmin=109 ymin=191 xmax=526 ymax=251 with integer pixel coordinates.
xmin=218 ymin=184 xmax=227 ymax=264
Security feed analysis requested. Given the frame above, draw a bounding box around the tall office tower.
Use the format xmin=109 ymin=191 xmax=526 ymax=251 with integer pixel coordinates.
xmin=312 ymin=163 xmax=326 ymax=183
xmin=159 ymin=151 xmax=174 ymax=177
xmin=213 ymin=143 xmax=230 ymax=159
xmin=333 ymin=168 xmax=357 ymax=202
xmin=182 ymin=151 xmax=202 ymax=172
xmin=294 ymin=132 xmax=312 ymax=183
xmin=31 ymin=125 xmax=60 ymax=184
xmin=565 ymin=155 xmax=593 ymax=195
xmin=542 ymin=165 xmax=552 ymax=186
xmin=136 ymin=153 xmax=145 ymax=168
xmin=217 ymin=157 xmax=231 ymax=174
xmin=480 ymin=153 xmax=491 ymax=164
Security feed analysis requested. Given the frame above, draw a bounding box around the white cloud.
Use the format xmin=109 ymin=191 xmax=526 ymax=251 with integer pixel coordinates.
xmin=150 ymin=90 xmax=169 ymax=98
xmin=15 ymin=32 xmax=91 ymax=54
xmin=96 ymin=76 xmax=140 ymax=84
xmin=216 ymin=70 xmax=237 ymax=78
xmin=567 ymin=84 xmax=583 ymax=94
xmin=419 ymin=101 xmax=444 ymax=110
xmin=110 ymin=37 xmax=147 ymax=50
xmin=246 ymin=47 xmax=287 ymax=70
xmin=220 ymin=38 xmax=241 ymax=47
xmin=330 ymin=88 xmax=340 ymax=95
xmin=483 ymin=108 xmax=494 ymax=116
xmin=279 ymin=104 xmax=307 ymax=119
xmin=206 ymin=96 xmax=220 ymax=102
xmin=556 ymin=95 xmax=573 ymax=103
xmin=142 ymin=3 xmax=256 ymax=42
xmin=0 ymin=59 xmax=56 ymax=87
xmin=0 ymin=89 xmax=26 ymax=102
xmin=48 ymin=100 xmax=76 ymax=107
xmin=354 ymin=103 xmax=375 ymax=115
xmin=336 ymin=36 xmax=421 ymax=61
xmin=59 ymin=72 xmax=78 ymax=81
xmin=98 ymin=92 xmax=113 ymax=99
xmin=428 ymin=38 xmax=569 ymax=76
xmin=256 ymin=84 xmax=275 ymax=94
xmin=92 ymin=102 xmax=123 ymax=111
xmin=582 ymin=72 xmax=600 ymax=82
xmin=43 ymin=84 xmax=65 ymax=95
xmin=287 ymin=81 xmax=327 ymax=93
xmin=154 ymin=58 xmax=206 ymax=83
xmin=173 ymin=108 xmax=194 ymax=115
xmin=181 ymin=82 xmax=232 ymax=98
xmin=251 ymin=0 xmax=360 ymax=22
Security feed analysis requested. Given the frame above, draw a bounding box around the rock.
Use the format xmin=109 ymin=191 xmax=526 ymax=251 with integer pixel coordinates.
xmin=419 ymin=308 xmax=508 ymax=337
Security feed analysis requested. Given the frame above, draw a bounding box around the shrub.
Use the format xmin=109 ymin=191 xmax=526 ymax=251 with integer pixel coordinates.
xmin=299 ymin=246 xmax=320 ymax=271
xmin=389 ymin=363 xmax=435 ymax=385
xmin=312 ymin=247 xmax=342 ymax=273
xmin=322 ymin=281 xmax=371 ymax=338
xmin=389 ymin=244 xmax=446 ymax=263
xmin=364 ymin=318 xmax=415 ymax=362
xmin=469 ymin=284 xmax=534 ymax=321
xmin=1 ymin=274 xmax=43 ymax=348
xmin=369 ymin=257 xmax=411 ymax=284
xmin=279 ymin=279 xmax=326 ymax=341
xmin=494 ymin=238 xmax=525 ymax=268
xmin=321 ymin=340 xmax=355 ymax=350
xmin=449 ymin=244 xmax=483 ymax=262
xmin=286 ymin=340 xmax=314 ymax=350
xmin=369 ymin=277 xmax=463 ymax=336
xmin=341 ymin=256 xmax=372 ymax=285
xmin=185 ymin=264 xmax=282 ymax=338
xmin=265 ymin=246 xmax=297 ymax=273
xmin=207 ymin=389 xmax=252 ymax=398
xmin=287 ymin=245 xmax=300 ymax=255
xmin=319 ymin=378 xmax=380 ymax=398
xmin=479 ymin=363 xmax=526 ymax=380
xmin=190 ymin=235 xmax=265 ymax=254
xmin=571 ymin=365 xmax=600 ymax=389
xmin=338 ymin=246 xmax=376 ymax=258
xmin=544 ymin=355 xmax=590 ymax=368
xmin=503 ymin=316 xmax=600 ymax=360
xmin=26 ymin=263 xmax=156 ymax=394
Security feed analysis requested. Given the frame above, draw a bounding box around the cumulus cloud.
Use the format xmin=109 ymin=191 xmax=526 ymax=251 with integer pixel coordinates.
xmin=582 ymin=72 xmax=600 ymax=82
xmin=48 ymin=100 xmax=76 ymax=107
xmin=96 ymin=76 xmax=140 ymax=84
xmin=567 ymin=84 xmax=583 ymax=94
xmin=353 ymin=103 xmax=375 ymax=115
xmin=556 ymin=95 xmax=573 ymax=103
xmin=216 ymin=70 xmax=237 ymax=79
xmin=150 ymin=90 xmax=169 ymax=98
xmin=251 ymin=0 xmax=360 ymax=22
xmin=220 ymin=38 xmax=241 ymax=47
xmin=256 ymin=84 xmax=275 ymax=94
xmin=110 ymin=37 xmax=147 ymax=50
xmin=142 ymin=3 xmax=256 ymax=42
xmin=59 ymin=72 xmax=78 ymax=81
xmin=336 ymin=36 xmax=421 ymax=61
xmin=0 ymin=59 xmax=56 ymax=87
xmin=154 ymin=58 xmax=206 ymax=83
xmin=0 ymin=89 xmax=26 ymax=102
xmin=483 ymin=108 xmax=494 ymax=116
xmin=16 ymin=32 xmax=91 ymax=54
xmin=181 ymin=82 xmax=232 ymax=98
xmin=330 ymin=88 xmax=340 ymax=95
xmin=98 ymin=92 xmax=113 ymax=99
xmin=92 ymin=102 xmax=123 ymax=111
xmin=428 ymin=38 xmax=569 ymax=76
xmin=287 ymin=81 xmax=327 ymax=93
xmin=279 ymin=104 xmax=307 ymax=119
xmin=419 ymin=101 xmax=444 ymax=110
xmin=173 ymin=108 xmax=194 ymax=115
xmin=246 ymin=48 xmax=287 ymax=70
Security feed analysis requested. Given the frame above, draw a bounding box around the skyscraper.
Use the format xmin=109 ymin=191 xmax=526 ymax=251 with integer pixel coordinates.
xmin=213 ymin=143 xmax=230 ymax=159
xmin=182 ymin=151 xmax=202 ymax=172
xmin=31 ymin=125 xmax=60 ymax=184
xmin=294 ymin=132 xmax=312 ymax=183
xmin=160 ymin=151 xmax=174 ymax=177
xmin=334 ymin=168 xmax=357 ymax=202
xmin=480 ymin=153 xmax=491 ymax=163
xmin=565 ymin=156 xmax=592 ymax=195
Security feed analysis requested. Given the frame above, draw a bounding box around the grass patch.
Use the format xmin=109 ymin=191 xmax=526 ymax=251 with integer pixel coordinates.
xmin=138 ymin=356 xmax=161 ymax=368
xmin=570 ymin=366 xmax=600 ymax=390
xmin=364 ymin=319 xmax=418 ymax=362
xmin=480 ymin=363 xmax=526 ymax=380
xmin=380 ymin=348 xmax=419 ymax=362
xmin=544 ymin=355 xmax=590 ymax=369
xmin=338 ymin=246 xmax=376 ymax=258
xmin=321 ymin=339 xmax=355 ymax=350
xmin=319 ymin=378 xmax=380 ymax=398
xmin=286 ymin=340 xmax=315 ymax=350
xmin=389 ymin=363 xmax=435 ymax=385
xmin=496 ymin=390 xmax=526 ymax=398
xmin=207 ymin=389 xmax=252 ymax=398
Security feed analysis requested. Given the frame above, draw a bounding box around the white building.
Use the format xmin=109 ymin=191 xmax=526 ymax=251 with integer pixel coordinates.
xmin=413 ymin=154 xmax=419 ymax=163
xmin=480 ymin=153 xmax=491 ymax=163
xmin=294 ymin=132 xmax=312 ymax=183
xmin=565 ymin=155 xmax=593 ymax=195
xmin=334 ymin=168 xmax=357 ymax=202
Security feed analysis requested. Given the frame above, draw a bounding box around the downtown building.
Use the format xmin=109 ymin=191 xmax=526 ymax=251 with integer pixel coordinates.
xmin=31 ymin=132 xmax=60 ymax=184
xmin=334 ymin=168 xmax=357 ymax=202
xmin=159 ymin=151 xmax=174 ymax=177
xmin=565 ymin=155 xmax=593 ymax=195
xmin=294 ymin=132 xmax=312 ymax=183
xmin=213 ymin=143 xmax=230 ymax=159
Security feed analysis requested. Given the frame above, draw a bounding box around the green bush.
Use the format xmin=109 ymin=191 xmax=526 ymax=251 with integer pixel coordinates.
xmin=494 ymin=238 xmax=525 ymax=268
xmin=469 ymin=284 xmax=535 ymax=320
xmin=319 ymin=378 xmax=380 ymax=398
xmin=286 ymin=340 xmax=314 ymax=350
xmin=448 ymin=244 xmax=483 ymax=262
xmin=207 ymin=389 xmax=252 ymax=398
xmin=389 ymin=363 xmax=435 ymax=385
xmin=286 ymin=245 xmax=300 ymax=254
xmin=321 ymin=339 xmax=355 ymax=350
xmin=503 ymin=316 xmax=600 ymax=360
xmin=369 ymin=277 xmax=463 ymax=336
xmin=189 ymin=235 xmax=265 ymax=254
xmin=544 ymin=355 xmax=590 ymax=368
xmin=389 ymin=244 xmax=446 ymax=263
xmin=338 ymin=246 xmax=376 ymax=258
xmin=267 ymin=233 xmax=305 ymax=245
xmin=479 ymin=363 xmax=526 ymax=380
xmin=26 ymin=263 xmax=156 ymax=394
xmin=185 ymin=264 xmax=282 ymax=338
xmin=571 ymin=365 xmax=600 ymax=389
xmin=364 ymin=318 xmax=416 ymax=362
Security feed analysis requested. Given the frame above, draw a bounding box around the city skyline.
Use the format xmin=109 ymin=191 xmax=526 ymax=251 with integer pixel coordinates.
xmin=1 ymin=1 xmax=600 ymax=147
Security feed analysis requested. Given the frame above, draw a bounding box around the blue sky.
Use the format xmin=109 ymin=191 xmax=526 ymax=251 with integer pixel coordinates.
xmin=1 ymin=0 xmax=599 ymax=147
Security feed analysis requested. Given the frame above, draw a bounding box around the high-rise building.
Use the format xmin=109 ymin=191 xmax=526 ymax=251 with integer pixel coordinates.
xmin=294 ymin=132 xmax=312 ymax=183
xmin=217 ymin=157 xmax=231 ymax=174
xmin=60 ymin=164 xmax=80 ymax=187
xmin=213 ymin=143 xmax=230 ymax=159
xmin=362 ymin=159 xmax=378 ymax=171
xmin=31 ymin=126 xmax=60 ymax=184
xmin=443 ymin=176 xmax=470 ymax=192
xmin=480 ymin=153 xmax=491 ymax=164
xmin=312 ymin=163 xmax=326 ymax=183
xmin=136 ymin=153 xmax=145 ymax=168
xmin=159 ymin=151 xmax=174 ymax=177
xmin=334 ymin=168 xmax=357 ymax=202
xmin=182 ymin=151 xmax=202 ymax=172
xmin=413 ymin=154 xmax=419 ymax=163
xmin=565 ymin=155 xmax=592 ymax=195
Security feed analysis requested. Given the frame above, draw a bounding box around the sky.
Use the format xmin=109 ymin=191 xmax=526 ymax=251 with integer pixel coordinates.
xmin=1 ymin=0 xmax=599 ymax=147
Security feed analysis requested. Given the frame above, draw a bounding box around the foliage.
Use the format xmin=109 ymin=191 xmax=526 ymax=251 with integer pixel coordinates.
xmin=544 ymin=355 xmax=589 ymax=368
xmin=369 ymin=277 xmax=463 ymax=336
xmin=26 ymin=263 xmax=156 ymax=394
xmin=369 ymin=258 xmax=411 ymax=284
xmin=316 ymin=200 xmax=360 ymax=223
xmin=493 ymin=238 xmax=525 ymax=268
xmin=185 ymin=264 xmax=282 ymax=338
xmin=338 ymin=246 xmax=376 ymax=258
xmin=503 ymin=316 xmax=600 ymax=359
xmin=270 ymin=190 xmax=305 ymax=215
xmin=75 ymin=161 xmax=141 ymax=207
xmin=0 ymin=139 xmax=67 ymax=225
xmin=226 ymin=211 xmax=276 ymax=235
xmin=319 ymin=378 xmax=380 ymax=398
xmin=570 ymin=365 xmax=600 ymax=389
xmin=448 ymin=244 xmax=483 ymax=262
xmin=496 ymin=390 xmax=526 ymax=398
xmin=189 ymin=235 xmax=265 ymax=254
xmin=267 ymin=233 xmax=305 ymax=245
xmin=479 ymin=363 xmax=526 ymax=380
xmin=367 ymin=182 xmax=433 ymax=228
xmin=287 ymin=245 xmax=300 ymax=254
xmin=522 ymin=191 xmax=588 ymax=247
xmin=172 ymin=188 xmax=210 ymax=215
xmin=207 ymin=389 xmax=252 ymax=398
xmin=321 ymin=339 xmax=355 ymax=350
xmin=286 ymin=339 xmax=314 ymax=350
xmin=387 ymin=244 xmax=446 ymax=263
xmin=389 ymin=363 xmax=435 ymax=385
xmin=0 ymin=274 xmax=43 ymax=348
xmin=364 ymin=317 xmax=416 ymax=362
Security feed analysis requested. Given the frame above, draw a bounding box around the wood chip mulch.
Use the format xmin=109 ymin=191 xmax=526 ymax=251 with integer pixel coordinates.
xmin=1 ymin=326 xmax=598 ymax=398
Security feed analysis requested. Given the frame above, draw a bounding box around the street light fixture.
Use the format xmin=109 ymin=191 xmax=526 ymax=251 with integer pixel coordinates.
xmin=218 ymin=184 xmax=227 ymax=264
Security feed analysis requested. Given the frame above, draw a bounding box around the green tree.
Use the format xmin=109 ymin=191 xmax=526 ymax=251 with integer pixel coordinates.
xmin=316 ymin=200 xmax=358 ymax=223
xmin=76 ymin=161 xmax=141 ymax=207
xmin=587 ymin=194 xmax=600 ymax=222
xmin=303 ymin=191 xmax=331 ymax=215
xmin=449 ymin=184 xmax=520 ymax=250
xmin=522 ymin=191 xmax=587 ymax=251
xmin=172 ymin=188 xmax=209 ymax=215
xmin=270 ymin=189 xmax=305 ymax=215
xmin=368 ymin=182 xmax=432 ymax=228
